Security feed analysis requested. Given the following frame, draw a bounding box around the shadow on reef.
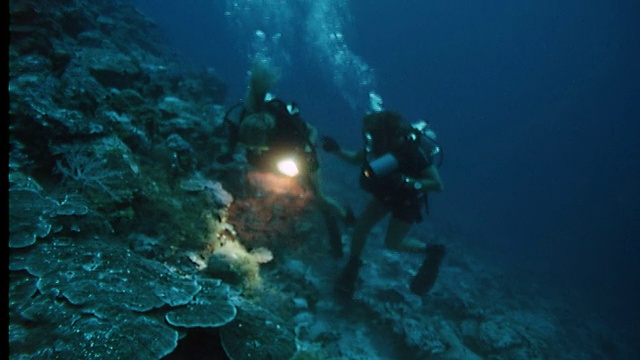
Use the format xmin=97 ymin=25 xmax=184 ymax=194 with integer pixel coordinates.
xmin=163 ymin=328 xmax=228 ymax=360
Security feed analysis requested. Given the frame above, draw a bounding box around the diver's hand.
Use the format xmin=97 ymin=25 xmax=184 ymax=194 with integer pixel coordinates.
xmin=321 ymin=136 xmax=340 ymax=153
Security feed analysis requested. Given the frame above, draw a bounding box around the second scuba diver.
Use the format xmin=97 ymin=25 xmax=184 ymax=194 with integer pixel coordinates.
xmin=322 ymin=110 xmax=446 ymax=297
xmin=217 ymin=60 xmax=354 ymax=258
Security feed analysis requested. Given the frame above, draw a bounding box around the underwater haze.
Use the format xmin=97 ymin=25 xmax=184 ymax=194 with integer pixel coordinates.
xmin=131 ymin=0 xmax=640 ymax=339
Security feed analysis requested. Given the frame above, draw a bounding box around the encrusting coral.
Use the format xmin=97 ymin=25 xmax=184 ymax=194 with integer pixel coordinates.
xmin=201 ymin=210 xmax=274 ymax=291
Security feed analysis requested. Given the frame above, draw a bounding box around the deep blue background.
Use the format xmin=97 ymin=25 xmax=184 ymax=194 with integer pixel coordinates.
xmin=131 ymin=0 xmax=640 ymax=335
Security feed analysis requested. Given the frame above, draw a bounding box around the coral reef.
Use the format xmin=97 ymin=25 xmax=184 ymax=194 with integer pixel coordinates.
xmin=9 ymin=239 xmax=226 ymax=359
xmin=221 ymin=299 xmax=297 ymax=360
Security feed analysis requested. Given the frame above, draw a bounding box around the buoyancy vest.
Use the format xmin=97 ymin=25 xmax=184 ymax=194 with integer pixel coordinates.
xmin=359 ymin=115 xmax=434 ymax=198
xmin=246 ymin=99 xmax=319 ymax=174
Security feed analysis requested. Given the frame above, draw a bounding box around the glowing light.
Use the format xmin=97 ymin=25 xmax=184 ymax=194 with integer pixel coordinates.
xmin=247 ymin=171 xmax=306 ymax=195
xmin=277 ymin=158 xmax=299 ymax=177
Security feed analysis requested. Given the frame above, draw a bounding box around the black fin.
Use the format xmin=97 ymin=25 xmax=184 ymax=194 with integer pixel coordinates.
xmin=410 ymin=244 xmax=446 ymax=295
xmin=335 ymin=257 xmax=362 ymax=299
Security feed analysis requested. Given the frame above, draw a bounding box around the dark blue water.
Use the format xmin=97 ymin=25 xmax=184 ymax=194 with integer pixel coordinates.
xmin=131 ymin=0 xmax=640 ymax=335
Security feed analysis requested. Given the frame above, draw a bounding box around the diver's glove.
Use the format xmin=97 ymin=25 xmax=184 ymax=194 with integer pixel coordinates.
xmin=321 ymin=136 xmax=340 ymax=153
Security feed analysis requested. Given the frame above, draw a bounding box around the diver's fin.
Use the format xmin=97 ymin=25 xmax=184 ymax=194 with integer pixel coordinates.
xmin=410 ymin=244 xmax=445 ymax=295
xmin=335 ymin=256 xmax=362 ymax=299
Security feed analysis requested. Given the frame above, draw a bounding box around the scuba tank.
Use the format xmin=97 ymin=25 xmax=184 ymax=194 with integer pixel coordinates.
xmin=411 ymin=120 xmax=444 ymax=169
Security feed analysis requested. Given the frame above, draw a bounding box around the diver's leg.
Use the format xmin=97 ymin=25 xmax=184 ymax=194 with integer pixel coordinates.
xmin=308 ymin=173 xmax=350 ymax=257
xmin=384 ymin=217 xmax=445 ymax=295
xmin=336 ymin=198 xmax=387 ymax=298
xmin=349 ymin=198 xmax=388 ymax=259
xmin=318 ymin=200 xmax=344 ymax=258
xmin=384 ymin=218 xmax=426 ymax=253
xmin=309 ymin=172 xmax=354 ymax=224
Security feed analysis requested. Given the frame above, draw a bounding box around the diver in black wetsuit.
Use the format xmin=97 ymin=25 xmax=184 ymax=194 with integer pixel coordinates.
xmin=322 ymin=110 xmax=446 ymax=297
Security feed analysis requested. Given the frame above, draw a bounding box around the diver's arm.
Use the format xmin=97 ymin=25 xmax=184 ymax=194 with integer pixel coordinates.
xmin=415 ymin=164 xmax=443 ymax=192
xmin=306 ymin=123 xmax=319 ymax=144
xmin=334 ymin=149 xmax=365 ymax=165
xmin=321 ymin=135 xmax=363 ymax=165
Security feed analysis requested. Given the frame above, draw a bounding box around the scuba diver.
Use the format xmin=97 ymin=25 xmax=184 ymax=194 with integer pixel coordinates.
xmin=217 ymin=60 xmax=353 ymax=258
xmin=322 ymin=110 xmax=446 ymax=297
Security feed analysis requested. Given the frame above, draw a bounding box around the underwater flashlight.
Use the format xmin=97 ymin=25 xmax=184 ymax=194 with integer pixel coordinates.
xmin=276 ymin=158 xmax=300 ymax=177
